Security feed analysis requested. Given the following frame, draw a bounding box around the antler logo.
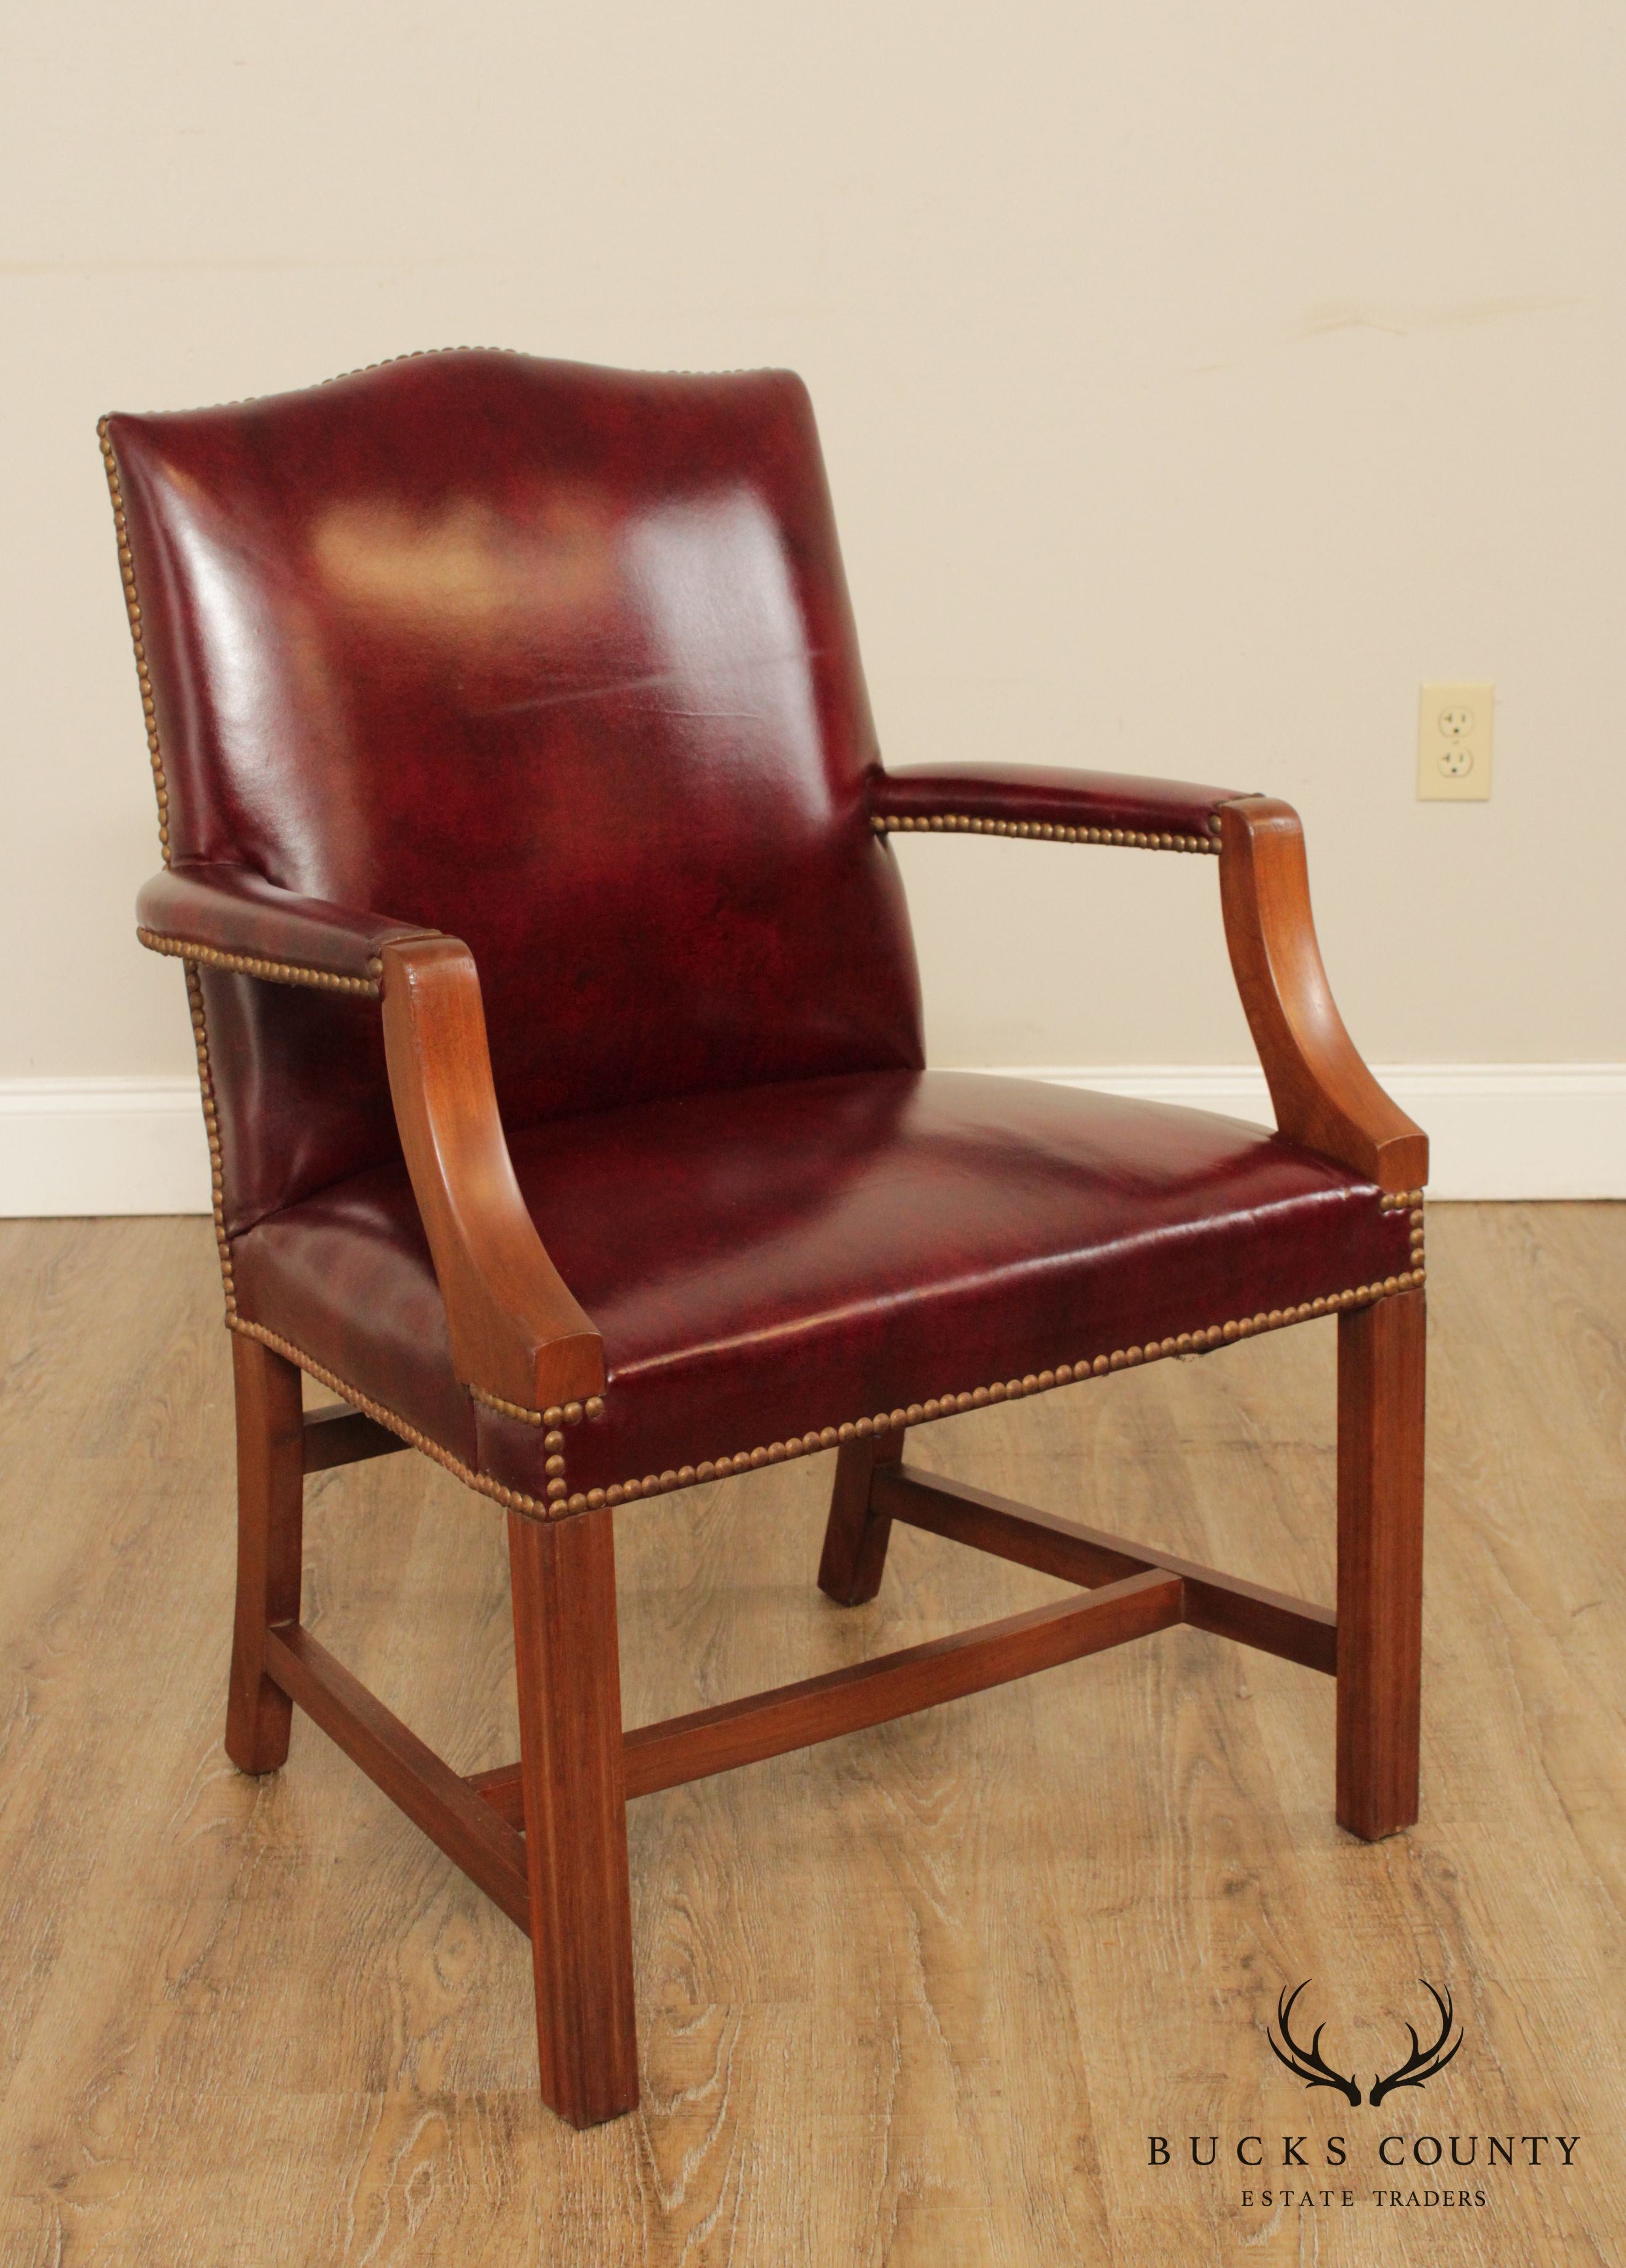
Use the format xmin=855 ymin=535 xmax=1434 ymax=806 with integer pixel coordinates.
xmin=1367 ymin=1981 xmax=1463 ymax=2105
xmin=1267 ymin=1981 xmax=1463 ymax=2108
xmin=1267 ymin=1982 xmax=1362 ymax=2106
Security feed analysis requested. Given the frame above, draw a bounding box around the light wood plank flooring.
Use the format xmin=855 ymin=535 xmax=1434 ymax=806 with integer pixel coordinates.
xmin=0 ymin=1206 xmax=1622 ymax=2266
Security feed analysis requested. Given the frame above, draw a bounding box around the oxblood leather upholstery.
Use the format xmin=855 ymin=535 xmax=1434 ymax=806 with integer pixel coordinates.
xmin=104 ymin=349 xmax=1411 ymax=1517
xmin=107 ymin=351 xmax=923 ymax=1221
xmin=233 ymin=1070 xmax=1414 ymax=1507
xmin=138 ymin=863 xmax=438 ymax=984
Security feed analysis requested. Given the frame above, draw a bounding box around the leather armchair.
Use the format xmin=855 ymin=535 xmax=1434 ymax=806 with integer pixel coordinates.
xmin=102 ymin=350 xmax=1426 ymax=2129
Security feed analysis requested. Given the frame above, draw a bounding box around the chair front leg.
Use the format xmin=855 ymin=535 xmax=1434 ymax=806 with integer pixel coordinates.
xmin=1335 ymin=1289 xmax=1426 ymax=1840
xmin=225 ymin=1333 xmax=304 ymax=1773
xmin=507 ymin=1507 xmax=639 ymax=2128
xmin=817 ymin=1431 xmax=904 ymax=1605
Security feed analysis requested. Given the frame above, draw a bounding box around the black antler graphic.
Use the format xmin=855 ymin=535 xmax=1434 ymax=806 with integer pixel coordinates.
xmin=1267 ymin=1983 xmax=1362 ymax=2107
xmin=1368 ymin=1981 xmax=1463 ymax=2106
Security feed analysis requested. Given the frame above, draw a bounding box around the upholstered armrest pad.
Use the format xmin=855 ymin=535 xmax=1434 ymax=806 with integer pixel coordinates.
xmin=137 ymin=863 xmax=438 ymax=993
xmin=870 ymin=762 xmax=1248 ymax=849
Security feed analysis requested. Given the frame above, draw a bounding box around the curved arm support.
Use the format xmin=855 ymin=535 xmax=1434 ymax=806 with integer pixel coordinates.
xmin=866 ymin=769 xmax=1426 ymax=1192
xmin=378 ymin=936 xmax=605 ymax=1414
xmin=1217 ymin=797 xmax=1427 ymax=1192
xmin=378 ymin=937 xmax=605 ymax=1412
xmin=136 ymin=867 xmax=602 ymax=1415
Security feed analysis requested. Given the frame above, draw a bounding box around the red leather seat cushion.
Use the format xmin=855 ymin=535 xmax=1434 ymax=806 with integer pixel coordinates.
xmin=231 ymin=1071 xmax=1414 ymax=1508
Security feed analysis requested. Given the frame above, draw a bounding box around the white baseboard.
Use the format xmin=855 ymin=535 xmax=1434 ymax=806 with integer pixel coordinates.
xmin=0 ymin=1077 xmax=212 ymax=1217
xmin=997 ymin=1064 xmax=1626 ymax=1201
xmin=0 ymin=1066 xmax=1621 ymax=1217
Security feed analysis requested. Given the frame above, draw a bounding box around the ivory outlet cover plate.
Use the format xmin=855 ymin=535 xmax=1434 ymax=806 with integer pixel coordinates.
xmin=1418 ymin=682 xmax=1493 ymax=801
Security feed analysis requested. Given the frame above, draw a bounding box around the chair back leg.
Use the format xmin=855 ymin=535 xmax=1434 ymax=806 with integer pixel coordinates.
xmin=507 ymin=1507 xmax=640 ymax=2127
xmin=1336 ymin=1289 xmax=1426 ymax=1840
xmin=817 ymin=1432 xmax=904 ymax=1605
xmin=226 ymin=1333 xmax=304 ymax=1774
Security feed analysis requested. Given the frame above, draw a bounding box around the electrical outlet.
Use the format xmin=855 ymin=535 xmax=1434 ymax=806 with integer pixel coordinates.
xmin=1418 ymin=682 xmax=1492 ymax=801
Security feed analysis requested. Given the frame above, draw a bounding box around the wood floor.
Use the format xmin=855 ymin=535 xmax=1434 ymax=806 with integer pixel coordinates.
xmin=1 ymin=1205 xmax=1622 ymax=2267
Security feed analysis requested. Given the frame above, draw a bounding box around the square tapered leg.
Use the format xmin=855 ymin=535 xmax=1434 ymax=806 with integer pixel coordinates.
xmin=226 ymin=1333 xmax=304 ymax=1774
xmin=508 ymin=1507 xmax=639 ymax=2127
xmin=1336 ymin=1288 xmax=1425 ymax=1840
xmin=817 ymin=1431 xmax=904 ymax=1605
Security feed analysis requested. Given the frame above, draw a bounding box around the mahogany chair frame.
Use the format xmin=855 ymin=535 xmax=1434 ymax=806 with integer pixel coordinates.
xmin=207 ymin=788 xmax=1424 ymax=2131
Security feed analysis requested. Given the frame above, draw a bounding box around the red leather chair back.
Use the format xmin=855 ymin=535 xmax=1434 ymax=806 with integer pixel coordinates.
xmin=105 ymin=352 xmax=924 ymax=1224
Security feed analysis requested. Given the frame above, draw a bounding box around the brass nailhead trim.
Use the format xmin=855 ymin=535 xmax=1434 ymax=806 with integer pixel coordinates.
xmin=97 ymin=417 xmax=170 ymax=861
xmin=137 ymin=928 xmax=383 ymax=996
xmin=158 ymin=918 xmax=387 ymax=1314
xmin=185 ymin=964 xmax=236 ymax=1317
xmin=228 ymin=1267 xmax=1423 ymax=1524
xmin=110 ymin=348 xmax=529 ymax=425
xmin=110 ymin=348 xmax=763 ymax=425
xmin=99 ymin=360 xmax=527 ymax=868
xmin=1379 ymin=1188 xmax=1426 ymax=1212
xmin=112 ymin=375 xmax=1419 ymax=1515
xmin=321 ymin=348 xmax=767 ymax=390
xmin=322 ymin=345 xmax=521 ymax=388
xmin=101 ymin=419 xmax=240 ymax=1320
xmin=229 ymin=1318 xmax=558 ymax=1520
xmin=583 ymin=1270 xmax=1428 ymax=1515
xmin=872 ymin=813 xmax=1220 ymax=854
xmin=470 ymin=1385 xmax=606 ymax=1427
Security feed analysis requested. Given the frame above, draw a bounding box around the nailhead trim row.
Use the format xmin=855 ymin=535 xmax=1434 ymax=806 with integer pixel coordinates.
xmin=470 ymin=1384 xmax=606 ymax=1427
xmin=230 ymin=1318 xmax=557 ymax=1517
xmin=872 ymin=812 xmax=1221 ymax=854
xmin=103 ymin=384 xmax=1427 ymax=1523
xmin=324 ymin=348 xmax=768 ymax=388
xmin=112 ymin=347 xmax=770 ymax=425
xmin=573 ymin=1268 xmax=1428 ymax=1516
xmin=137 ymin=928 xmax=383 ymax=995
xmin=100 ymin=417 xmax=243 ymax=1325
xmin=97 ymin=418 xmax=171 ymax=862
xmin=186 ymin=965 xmax=237 ymax=1317
xmin=321 ymin=346 xmax=527 ymax=391
xmin=231 ymin=1267 xmax=1423 ymax=1525
xmin=101 ymin=351 xmax=523 ymax=429
xmin=1379 ymin=1188 xmax=1426 ymax=1211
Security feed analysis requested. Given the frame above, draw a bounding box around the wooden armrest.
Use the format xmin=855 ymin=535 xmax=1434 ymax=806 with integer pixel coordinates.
xmin=868 ymin=762 xmax=1243 ymax=850
xmin=137 ymin=865 xmax=601 ymax=1415
xmin=136 ymin=863 xmax=438 ymax=993
xmin=378 ymin=936 xmax=606 ymax=1416
xmin=1217 ymin=797 xmax=1427 ymax=1193
xmin=870 ymin=765 xmax=1426 ymax=1192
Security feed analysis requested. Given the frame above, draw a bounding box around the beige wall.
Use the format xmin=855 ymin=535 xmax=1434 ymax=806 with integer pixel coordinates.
xmin=4 ymin=1 xmax=1621 ymax=1084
